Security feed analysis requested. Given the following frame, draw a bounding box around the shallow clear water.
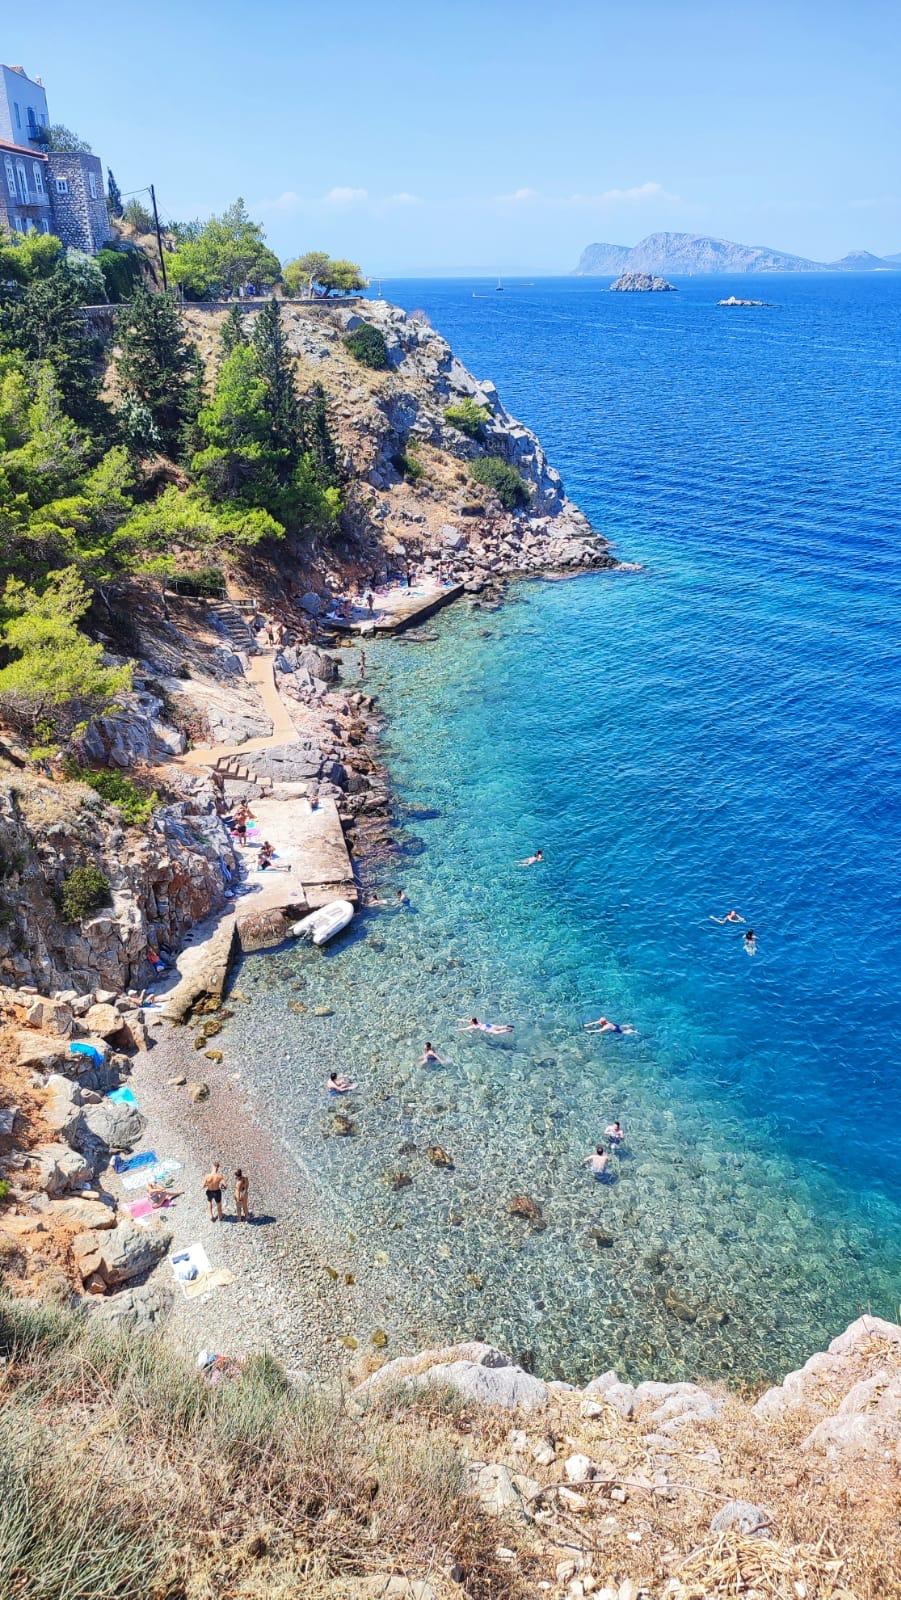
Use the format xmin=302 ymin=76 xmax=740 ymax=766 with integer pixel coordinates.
xmin=227 ymin=276 xmax=901 ymax=1384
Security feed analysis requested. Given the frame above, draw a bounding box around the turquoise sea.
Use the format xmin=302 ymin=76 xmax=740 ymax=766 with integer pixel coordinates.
xmin=229 ymin=276 xmax=900 ymax=1384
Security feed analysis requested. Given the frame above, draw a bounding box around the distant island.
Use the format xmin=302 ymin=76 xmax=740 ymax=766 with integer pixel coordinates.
xmin=611 ymin=271 xmax=676 ymax=292
xmin=718 ymin=295 xmax=770 ymax=307
xmin=575 ymin=231 xmax=901 ymax=276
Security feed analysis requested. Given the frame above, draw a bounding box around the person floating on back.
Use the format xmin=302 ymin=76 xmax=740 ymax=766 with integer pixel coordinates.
xmin=457 ymin=1016 xmax=514 ymax=1035
xmin=710 ymin=909 xmax=745 ymax=924
xmin=519 ymin=850 xmax=543 ymax=867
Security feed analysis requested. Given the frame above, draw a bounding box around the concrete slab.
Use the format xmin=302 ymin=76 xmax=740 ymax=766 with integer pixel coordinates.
xmin=325 ymin=581 xmax=463 ymax=636
xmin=155 ymin=910 xmax=236 ymax=1022
xmin=234 ymin=796 xmax=356 ymax=952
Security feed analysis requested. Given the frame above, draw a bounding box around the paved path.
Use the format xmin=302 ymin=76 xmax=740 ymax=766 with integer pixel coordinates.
xmin=326 ymin=580 xmax=463 ymax=635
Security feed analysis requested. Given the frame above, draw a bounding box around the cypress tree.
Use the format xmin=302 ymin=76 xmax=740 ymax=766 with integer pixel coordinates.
xmin=251 ymin=298 xmax=300 ymax=461
xmin=304 ymin=382 xmax=339 ymax=487
xmin=106 ymin=168 xmax=123 ymax=218
xmin=218 ymin=303 xmax=247 ymax=361
xmin=115 ymin=289 xmax=201 ymax=458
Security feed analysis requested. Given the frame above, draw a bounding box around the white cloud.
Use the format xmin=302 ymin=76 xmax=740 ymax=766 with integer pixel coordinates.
xmin=567 ymin=181 xmax=681 ymax=206
xmin=257 ymin=190 xmax=302 ymax=212
xmin=497 ymin=186 xmax=540 ymax=203
xmin=388 ymin=191 xmax=422 ymax=206
xmin=325 ymin=186 xmax=369 ymax=205
xmin=849 ymin=194 xmax=900 ymax=210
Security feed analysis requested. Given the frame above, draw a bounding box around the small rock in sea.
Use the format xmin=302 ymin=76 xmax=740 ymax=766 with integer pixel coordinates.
xmin=398 ymin=1140 xmax=417 ymax=1156
xmin=344 ymin=1272 xmax=355 ymax=1285
xmin=340 ymin=1334 xmax=359 ymax=1351
xmin=229 ymin=989 xmax=249 ymax=1003
xmin=289 ymin=1001 xmax=306 ymax=1014
xmin=508 ymin=1194 xmax=545 ymax=1229
xmin=314 ymin=1006 xmax=334 ymax=1017
xmin=449 ymin=1210 xmax=464 ymax=1226
xmin=386 ymin=1170 xmax=413 ymax=1191
xmin=197 ymin=1018 xmax=222 ymax=1039
xmin=331 ymin=1112 xmax=355 ymax=1137
xmin=167 ymin=1074 xmax=187 ymax=1088
xmin=664 ymin=1290 xmax=698 ymax=1322
xmin=374 ymin=1251 xmax=390 ymax=1266
xmin=371 ymin=1328 xmax=388 ymax=1349
xmin=204 ymin=1049 xmax=223 ymax=1063
xmin=426 ymin=1144 xmax=454 ymax=1169
xmin=188 ymin=1081 xmax=210 ymax=1103
xmin=589 ymin=1228 xmax=615 ymax=1248
xmin=323 ymin=1265 xmax=339 ymax=1281
xmin=466 ymin=1271 xmax=484 ymax=1289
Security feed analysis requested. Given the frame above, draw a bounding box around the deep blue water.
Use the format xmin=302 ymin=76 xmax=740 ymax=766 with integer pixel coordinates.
xmin=229 ymin=275 xmax=900 ymax=1383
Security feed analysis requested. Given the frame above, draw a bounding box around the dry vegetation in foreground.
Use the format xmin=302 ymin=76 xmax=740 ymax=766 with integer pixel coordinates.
xmin=0 ymin=1295 xmax=517 ymax=1600
xmin=1 ymin=1289 xmax=898 ymax=1600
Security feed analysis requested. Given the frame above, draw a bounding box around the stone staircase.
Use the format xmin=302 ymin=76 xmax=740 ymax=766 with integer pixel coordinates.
xmin=213 ymin=752 xmax=273 ymax=793
xmin=206 ymin=600 xmax=260 ymax=657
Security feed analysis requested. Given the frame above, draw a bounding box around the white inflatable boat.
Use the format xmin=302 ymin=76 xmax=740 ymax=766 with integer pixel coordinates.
xmin=292 ymin=899 xmax=354 ymax=946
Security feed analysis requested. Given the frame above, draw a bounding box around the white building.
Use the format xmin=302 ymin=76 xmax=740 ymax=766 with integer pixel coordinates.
xmin=0 ymin=62 xmax=48 ymax=147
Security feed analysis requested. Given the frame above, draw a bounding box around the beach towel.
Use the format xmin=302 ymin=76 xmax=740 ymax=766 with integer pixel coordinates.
xmin=107 ymin=1086 xmax=137 ymax=1106
xmin=113 ymin=1149 xmax=157 ymax=1175
xmin=69 ymin=1041 xmax=104 ymax=1068
xmin=124 ymin=1197 xmax=155 ymax=1220
xmin=122 ymin=1159 xmax=181 ymax=1191
xmin=182 ymin=1267 xmax=235 ymax=1301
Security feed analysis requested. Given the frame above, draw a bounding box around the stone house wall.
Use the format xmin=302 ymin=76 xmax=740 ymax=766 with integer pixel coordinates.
xmin=45 ymin=151 xmax=110 ymax=253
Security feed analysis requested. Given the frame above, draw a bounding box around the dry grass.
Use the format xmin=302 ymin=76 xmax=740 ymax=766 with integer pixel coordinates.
xmin=0 ymin=1295 xmax=522 ymax=1600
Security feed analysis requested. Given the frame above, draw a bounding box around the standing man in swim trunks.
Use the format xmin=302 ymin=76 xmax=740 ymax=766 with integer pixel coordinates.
xmin=203 ymin=1161 xmax=225 ymax=1221
xmin=234 ymin=1168 xmax=250 ymax=1221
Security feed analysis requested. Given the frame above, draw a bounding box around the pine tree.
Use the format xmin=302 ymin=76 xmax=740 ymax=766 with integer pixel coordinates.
xmin=115 ymin=289 xmax=201 ymax=459
xmin=251 ymin=298 xmax=299 ymax=460
xmin=0 ymin=267 xmax=104 ymax=430
xmin=106 ymin=168 xmax=123 ymax=219
xmin=218 ymin=303 xmax=247 ymax=362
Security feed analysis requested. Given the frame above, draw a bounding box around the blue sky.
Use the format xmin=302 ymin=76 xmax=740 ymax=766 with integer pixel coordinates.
xmin=5 ymin=0 xmax=900 ymax=272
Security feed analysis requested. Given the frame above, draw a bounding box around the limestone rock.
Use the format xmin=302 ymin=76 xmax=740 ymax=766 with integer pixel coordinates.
xmin=17 ymin=1033 xmax=67 ymax=1071
xmin=583 ymin=1370 xmax=636 ymax=1420
xmin=89 ymin=1279 xmax=174 ymax=1332
xmin=802 ymin=1370 xmax=901 ymax=1460
xmin=43 ymin=1073 xmax=82 ymax=1140
xmin=564 ymin=1453 xmax=595 ymax=1484
xmin=83 ymin=1003 xmax=125 ymax=1041
xmin=47 ymin=1195 xmax=117 ymax=1231
xmin=33 ymin=1141 xmax=93 ymax=1196
xmin=419 ymin=1358 xmax=548 ymax=1412
xmin=74 ymin=1218 xmax=171 ymax=1286
xmin=76 ymin=1097 xmax=146 ymax=1154
xmin=189 ymin=1081 xmax=210 ymax=1103
xmin=710 ymin=1499 xmax=773 ymax=1538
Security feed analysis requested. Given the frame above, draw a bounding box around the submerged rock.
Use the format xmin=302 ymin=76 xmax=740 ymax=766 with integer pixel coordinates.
xmin=508 ymin=1194 xmax=545 ymax=1228
xmin=426 ymin=1144 xmax=454 ymax=1169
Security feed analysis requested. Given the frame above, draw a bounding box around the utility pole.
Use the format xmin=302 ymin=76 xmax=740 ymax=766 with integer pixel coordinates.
xmin=150 ymin=183 xmax=168 ymax=290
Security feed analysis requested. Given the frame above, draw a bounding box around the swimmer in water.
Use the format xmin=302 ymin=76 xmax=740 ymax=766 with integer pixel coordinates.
xmin=457 ymin=1016 xmax=514 ymax=1035
xmin=584 ymin=1016 xmax=634 ymax=1035
xmin=327 ymin=1071 xmax=357 ymax=1094
xmin=604 ymin=1120 xmax=624 ymax=1145
xmin=710 ymin=909 xmax=745 ymax=924
xmin=583 ymin=1145 xmax=609 ymax=1177
xmin=518 ymin=850 xmax=543 ymax=867
xmin=743 ymin=930 xmax=757 ymax=956
xmin=419 ymin=1042 xmax=444 ymax=1065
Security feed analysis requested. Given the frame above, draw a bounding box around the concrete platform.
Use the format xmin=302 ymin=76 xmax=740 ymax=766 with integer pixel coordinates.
xmin=234 ymin=796 xmax=357 ymax=952
xmin=325 ymin=581 xmax=463 ymax=636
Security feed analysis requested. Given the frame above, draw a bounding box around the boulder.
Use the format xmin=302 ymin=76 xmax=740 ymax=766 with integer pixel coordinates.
xmin=418 ymin=1358 xmax=548 ymax=1412
xmin=508 ymin=1194 xmax=545 ymax=1228
xmin=17 ymin=1033 xmax=67 ymax=1072
xmin=89 ymin=1280 xmax=174 ymax=1332
xmin=25 ymin=999 xmax=74 ymax=1037
xmin=802 ymin=1371 xmax=901 ymax=1460
xmin=43 ymin=1074 xmax=82 ymax=1140
xmin=74 ymin=1218 xmax=171 ymax=1286
xmin=359 ymin=1341 xmax=513 ymax=1394
xmin=76 ymin=1097 xmax=146 ymax=1155
xmin=33 ymin=1141 xmax=93 ymax=1196
xmin=300 ymin=591 xmax=322 ymax=616
xmin=583 ymin=1370 xmax=636 ymax=1420
xmin=47 ymin=1194 xmax=118 ymax=1231
xmin=83 ymin=1003 xmax=126 ymax=1041
xmin=465 ymin=1462 xmax=539 ymax=1520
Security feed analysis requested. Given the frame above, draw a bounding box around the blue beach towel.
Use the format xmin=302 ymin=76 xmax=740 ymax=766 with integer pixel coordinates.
xmin=107 ymin=1086 xmax=137 ymax=1106
xmin=69 ymin=1042 xmax=104 ymax=1068
xmin=113 ymin=1149 xmax=157 ymax=1174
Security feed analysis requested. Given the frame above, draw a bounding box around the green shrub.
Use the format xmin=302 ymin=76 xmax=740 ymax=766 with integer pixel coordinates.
xmin=344 ymin=323 xmax=389 ymax=370
xmin=469 ymin=454 xmax=531 ymax=510
xmin=0 ymin=1179 xmax=10 ymax=1202
xmin=64 ymin=764 xmax=158 ymax=826
xmin=96 ymin=247 xmax=143 ymax=303
xmin=60 ymin=865 xmax=111 ymax=924
xmin=444 ymin=398 xmax=489 ymax=439
xmin=170 ymin=566 xmax=226 ymax=597
xmin=391 ymin=445 xmax=424 ymax=482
